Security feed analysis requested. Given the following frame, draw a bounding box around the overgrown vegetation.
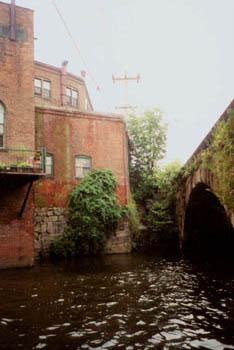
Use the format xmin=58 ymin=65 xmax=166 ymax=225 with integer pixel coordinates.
xmin=127 ymin=109 xmax=167 ymax=196
xmin=127 ymin=109 xmax=181 ymax=250
xmin=135 ymin=161 xmax=181 ymax=250
xmin=51 ymin=170 xmax=125 ymax=258
xmin=201 ymin=109 xmax=234 ymax=210
xmin=126 ymin=195 xmax=141 ymax=250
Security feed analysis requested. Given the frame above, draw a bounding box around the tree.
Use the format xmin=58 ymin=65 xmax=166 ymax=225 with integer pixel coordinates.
xmin=127 ymin=109 xmax=167 ymax=193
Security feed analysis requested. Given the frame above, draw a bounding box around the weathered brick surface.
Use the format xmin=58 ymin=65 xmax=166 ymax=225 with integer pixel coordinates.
xmin=0 ymin=180 xmax=34 ymax=268
xmin=0 ymin=2 xmax=35 ymax=150
xmin=34 ymin=108 xmax=131 ymax=256
xmin=0 ymin=2 xmax=35 ymax=268
xmin=35 ymin=107 xmax=130 ymax=207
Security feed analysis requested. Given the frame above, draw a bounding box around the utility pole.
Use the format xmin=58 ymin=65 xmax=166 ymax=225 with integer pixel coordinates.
xmin=112 ymin=72 xmax=140 ymax=115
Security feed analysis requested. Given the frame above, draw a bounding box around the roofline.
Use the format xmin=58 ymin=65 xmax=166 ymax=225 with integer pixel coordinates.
xmin=186 ymin=98 xmax=234 ymax=164
xmin=34 ymin=61 xmax=83 ymax=82
xmin=35 ymin=105 xmax=125 ymax=123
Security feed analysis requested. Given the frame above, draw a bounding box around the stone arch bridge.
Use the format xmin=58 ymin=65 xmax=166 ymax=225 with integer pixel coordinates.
xmin=176 ymin=101 xmax=234 ymax=255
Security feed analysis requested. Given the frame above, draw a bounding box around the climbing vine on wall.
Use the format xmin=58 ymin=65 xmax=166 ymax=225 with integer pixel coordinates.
xmin=201 ymin=109 xmax=234 ymax=211
xmin=51 ymin=169 xmax=125 ymax=258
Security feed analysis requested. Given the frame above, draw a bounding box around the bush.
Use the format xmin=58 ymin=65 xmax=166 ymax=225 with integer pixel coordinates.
xmin=51 ymin=169 xmax=124 ymax=258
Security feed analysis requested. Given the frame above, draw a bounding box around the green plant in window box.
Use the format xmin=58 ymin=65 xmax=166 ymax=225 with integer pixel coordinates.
xmin=0 ymin=161 xmax=6 ymax=171
xmin=34 ymin=151 xmax=41 ymax=161
xmin=18 ymin=162 xmax=33 ymax=173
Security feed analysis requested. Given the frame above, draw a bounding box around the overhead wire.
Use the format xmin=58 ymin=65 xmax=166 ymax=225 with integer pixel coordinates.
xmin=51 ymin=0 xmax=100 ymax=92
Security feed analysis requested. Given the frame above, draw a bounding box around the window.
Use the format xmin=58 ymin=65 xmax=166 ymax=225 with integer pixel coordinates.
xmin=72 ymin=90 xmax=78 ymax=107
xmin=75 ymin=156 xmax=91 ymax=178
xmin=66 ymin=87 xmax=79 ymax=107
xmin=45 ymin=153 xmax=54 ymax=176
xmin=34 ymin=78 xmax=42 ymax=96
xmin=66 ymin=88 xmax=71 ymax=105
xmin=34 ymin=78 xmax=51 ymax=99
xmin=43 ymin=81 xmax=51 ymax=99
xmin=0 ymin=102 xmax=5 ymax=148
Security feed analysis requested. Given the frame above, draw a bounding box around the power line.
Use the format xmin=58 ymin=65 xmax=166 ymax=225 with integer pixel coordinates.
xmin=51 ymin=0 xmax=100 ymax=92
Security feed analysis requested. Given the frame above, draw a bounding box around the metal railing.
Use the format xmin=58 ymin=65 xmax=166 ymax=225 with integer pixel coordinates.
xmin=0 ymin=147 xmax=46 ymax=173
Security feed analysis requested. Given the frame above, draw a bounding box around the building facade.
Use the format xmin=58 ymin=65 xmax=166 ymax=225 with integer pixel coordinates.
xmin=0 ymin=1 xmax=131 ymax=269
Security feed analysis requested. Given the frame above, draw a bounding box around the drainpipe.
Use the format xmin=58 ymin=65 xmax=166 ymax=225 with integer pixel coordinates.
xmin=10 ymin=0 xmax=16 ymax=41
xmin=60 ymin=60 xmax=68 ymax=106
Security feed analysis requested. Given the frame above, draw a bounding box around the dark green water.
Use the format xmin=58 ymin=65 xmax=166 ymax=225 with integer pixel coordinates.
xmin=1 ymin=253 xmax=234 ymax=350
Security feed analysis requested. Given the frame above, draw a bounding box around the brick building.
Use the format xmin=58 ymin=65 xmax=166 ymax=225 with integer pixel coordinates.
xmin=0 ymin=1 xmax=130 ymax=268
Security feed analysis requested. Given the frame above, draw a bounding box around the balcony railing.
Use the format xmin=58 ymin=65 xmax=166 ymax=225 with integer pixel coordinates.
xmin=0 ymin=148 xmax=46 ymax=174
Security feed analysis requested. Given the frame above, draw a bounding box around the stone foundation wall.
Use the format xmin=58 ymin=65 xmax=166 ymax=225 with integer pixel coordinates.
xmin=105 ymin=219 xmax=132 ymax=254
xmin=34 ymin=208 xmax=68 ymax=259
xmin=34 ymin=208 xmax=131 ymax=258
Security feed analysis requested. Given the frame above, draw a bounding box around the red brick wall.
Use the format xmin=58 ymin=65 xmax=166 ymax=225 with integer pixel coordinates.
xmin=0 ymin=180 xmax=34 ymax=268
xmin=35 ymin=107 xmax=130 ymax=208
xmin=0 ymin=3 xmax=35 ymax=268
xmin=0 ymin=2 xmax=35 ymax=150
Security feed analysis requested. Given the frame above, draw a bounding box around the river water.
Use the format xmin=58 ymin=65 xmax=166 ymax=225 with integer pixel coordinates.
xmin=1 ymin=253 xmax=234 ymax=350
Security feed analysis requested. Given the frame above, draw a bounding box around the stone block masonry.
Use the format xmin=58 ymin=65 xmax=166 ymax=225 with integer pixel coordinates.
xmin=34 ymin=207 xmax=68 ymax=258
xmin=34 ymin=208 xmax=131 ymax=258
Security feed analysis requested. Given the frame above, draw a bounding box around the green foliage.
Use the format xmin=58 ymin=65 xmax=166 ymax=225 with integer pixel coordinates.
xmin=134 ymin=160 xmax=181 ymax=250
xmin=18 ymin=162 xmax=33 ymax=168
xmin=126 ymin=196 xmax=141 ymax=249
xmin=201 ymin=110 xmax=234 ymax=210
xmin=0 ymin=161 xmax=6 ymax=169
xmin=143 ymin=197 xmax=178 ymax=247
xmin=51 ymin=169 xmax=124 ymax=258
xmin=127 ymin=109 xmax=167 ymax=193
xmin=180 ymin=156 xmax=199 ymax=178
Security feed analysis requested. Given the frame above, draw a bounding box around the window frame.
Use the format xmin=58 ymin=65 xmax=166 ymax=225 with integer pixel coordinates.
xmin=66 ymin=87 xmax=79 ymax=107
xmin=75 ymin=155 xmax=91 ymax=179
xmin=45 ymin=153 xmax=54 ymax=177
xmin=34 ymin=78 xmax=51 ymax=100
xmin=42 ymin=80 xmax=51 ymax=100
xmin=0 ymin=102 xmax=5 ymax=149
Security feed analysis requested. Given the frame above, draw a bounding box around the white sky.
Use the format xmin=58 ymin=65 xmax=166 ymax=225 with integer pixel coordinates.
xmin=5 ymin=0 xmax=234 ymax=164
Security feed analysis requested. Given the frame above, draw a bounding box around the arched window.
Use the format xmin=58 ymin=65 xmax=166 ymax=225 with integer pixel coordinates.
xmin=0 ymin=102 xmax=5 ymax=148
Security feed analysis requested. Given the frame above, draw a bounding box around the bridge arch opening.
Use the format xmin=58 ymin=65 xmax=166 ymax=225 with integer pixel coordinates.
xmin=183 ymin=183 xmax=233 ymax=257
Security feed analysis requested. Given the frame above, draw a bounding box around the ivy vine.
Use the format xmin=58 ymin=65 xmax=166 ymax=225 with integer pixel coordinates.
xmin=51 ymin=169 xmax=125 ymax=258
xmin=201 ymin=109 xmax=234 ymax=210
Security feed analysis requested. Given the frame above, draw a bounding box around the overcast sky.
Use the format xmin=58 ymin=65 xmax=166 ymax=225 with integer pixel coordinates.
xmin=5 ymin=0 xmax=234 ymax=164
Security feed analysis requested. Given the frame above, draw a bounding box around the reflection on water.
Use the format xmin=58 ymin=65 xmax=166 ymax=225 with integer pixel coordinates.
xmin=1 ymin=253 xmax=234 ymax=350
